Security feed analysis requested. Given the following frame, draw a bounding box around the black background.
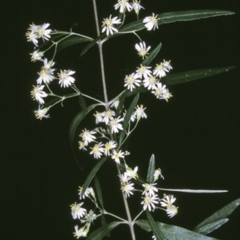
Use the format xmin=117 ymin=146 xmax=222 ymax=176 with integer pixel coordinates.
xmin=2 ymin=0 xmax=240 ymax=239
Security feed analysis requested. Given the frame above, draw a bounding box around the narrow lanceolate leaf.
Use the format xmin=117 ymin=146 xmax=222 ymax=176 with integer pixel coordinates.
xmin=118 ymin=93 xmax=139 ymax=146
xmin=142 ymin=42 xmax=162 ymax=66
xmin=162 ymin=66 xmax=235 ymax=86
xmin=79 ymin=36 xmax=101 ymax=57
xmin=194 ymin=218 xmax=229 ymax=235
xmin=194 ymin=198 xmax=240 ymax=230
xmin=69 ymin=103 xmax=99 ymax=145
xmin=137 ymin=220 xmax=217 ymax=240
xmin=80 ymin=157 xmax=108 ymax=199
xmin=86 ymin=221 xmax=123 ymax=240
xmin=146 ymin=211 xmax=164 ymax=240
xmin=93 ymin=176 xmax=104 ymax=209
xmin=58 ymin=35 xmax=91 ymax=52
xmin=159 ymin=10 xmax=234 ymax=25
xmin=146 ymin=154 xmax=155 ymax=183
xmin=118 ymin=10 xmax=234 ymax=33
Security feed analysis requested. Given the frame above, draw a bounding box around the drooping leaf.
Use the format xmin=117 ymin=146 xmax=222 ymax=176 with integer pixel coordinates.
xmin=142 ymin=42 xmax=162 ymax=66
xmin=194 ymin=218 xmax=229 ymax=235
xmin=194 ymin=198 xmax=240 ymax=230
xmin=118 ymin=93 xmax=139 ymax=147
xmin=146 ymin=154 xmax=155 ymax=183
xmin=146 ymin=211 xmax=164 ymax=240
xmin=136 ymin=220 xmax=218 ymax=240
xmin=80 ymin=157 xmax=108 ymax=199
xmin=118 ymin=10 xmax=234 ymax=34
xmin=69 ymin=103 xmax=99 ymax=146
xmin=86 ymin=221 xmax=123 ymax=240
xmin=162 ymin=66 xmax=235 ymax=86
xmin=78 ymin=94 xmax=87 ymax=111
xmin=93 ymin=176 xmax=104 ymax=209
xmin=58 ymin=35 xmax=91 ymax=52
xmin=79 ymin=36 xmax=102 ymax=57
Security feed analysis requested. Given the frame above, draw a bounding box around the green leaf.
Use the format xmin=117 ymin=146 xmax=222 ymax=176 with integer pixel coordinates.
xmin=118 ymin=93 xmax=139 ymax=146
xmin=146 ymin=211 xmax=164 ymax=240
xmin=194 ymin=198 xmax=240 ymax=230
xmin=79 ymin=36 xmax=101 ymax=57
xmin=194 ymin=218 xmax=229 ymax=235
xmin=142 ymin=42 xmax=162 ymax=66
xmin=146 ymin=154 xmax=155 ymax=183
xmin=86 ymin=221 xmax=123 ymax=240
xmin=69 ymin=103 xmax=99 ymax=146
xmin=93 ymin=176 xmax=104 ymax=209
xmin=57 ymin=35 xmax=91 ymax=52
xmin=80 ymin=157 xmax=107 ymax=199
xmin=159 ymin=10 xmax=234 ymax=25
xmin=162 ymin=66 xmax=235 ymax=86
xmin=136 ymin=220 xmax=218 ymax=240
xmin=118 ymin=10 xmax=234 ymax=34
xmin=78 ymin=94 xmax=87 ymax=111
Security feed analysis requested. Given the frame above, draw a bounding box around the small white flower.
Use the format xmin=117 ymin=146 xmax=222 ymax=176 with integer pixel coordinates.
xmin=160 ymin=194 xmax=176 ymax=208
xmin=121 ymin=182 xmax=135 ymax=198
xmin=153 ymin=168 xmax=164 ymax=181
xmin=151 ymin=82 xmax=172 ymax=101
xmin=73 ymin=225 xmax=89 ymax=239
xmin=110 ymin=100 xmax=120 ymax=109
xmin=26 ymin=31 xmax=38 ymax=46
xmin=166 ymin=205 xmax=178 ymax=218
xmin=31 ymin=85 xmax=48 ymax=104
xmin=79 ymin=129 xmax=96 ymax=145
xmin=78 ymin=141 xmax=87 ymax=151
xmin=58 ymin=69 xmax=75 ymax=88
xmin=125 ymin=166 xmax=138 ymax=179
xmin=78 ymin=186 xmax=93 ymax=200
xmin=102 ymin=15 xmax=121 ymax=36
xmin=141 ymin=193 xmax=159 ymax=211
xmin=143 ymin=76 xmax=158 ymax=90
xmin=114 ymin=0 xmax=133 ymax=13
xmin=109 ymin=116 xmax=124 ymax=133
xmin=111 ymin=150 xmax=125 ymax=164
xmin=131 ymin=0 xmax=144 ymax=15
xmin=30 ymin=51 xmax=44 ymax=62
xmin=132 ymin=105 xmax=147 ymax=121
xmin=34 ymin=106 xmax=50 ymax=120
xmin=119 ymin=172 xmax=130 ymax=184
xmin=142 ymin=183 xmax=158 ymax=196
xmin=70 ymin=202 xmax=87 ymax=219
xmin=162 ymin=59 xmax=173 ymax=72
xmin=135 ymin=42 xmax=151 ymax=59
xmin=104 ymin=141 xmax=117 ymax=156
xmin=93 ymin=111 xmax=103 ymax=124
xmin=90 ymin=142 xmax=104 ymax=159
xmin=36 ymin=58 xmax=55 ymax=84
xmin=35 ymin=23 xmax=52 ymax=41
xmin=143 ymin=13 xmax=160 ymax=31
xmin=124 ymin=73 xmax=141 ymax=91
xmin=153 ymin=63 xmax=166 ymax=78
xmin=82 ymin=210 xmax=97 ymax=223
xmin=135 ymin=65 xmax=152 ymax=79
xmin=102 ymin=109 xmax=115 ymax=124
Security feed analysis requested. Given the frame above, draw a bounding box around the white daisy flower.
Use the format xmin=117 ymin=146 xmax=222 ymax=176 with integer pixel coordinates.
xmin=124 ymin=73 xmax=141 ymax=91
xmin=36 ymin=58 xmax=55 ymax=84
xmin=90 ymin=142 xmax=104 ymax=159
xmin=26 ymin=30 xmax=38 ymax=46
xmin=131 ymin=0 xmax=144 ymax=15
xmin=78 ymin=141 xmax=87 ymax=151
xmin=125 ymin=166 xmax=138 ymax=179
xmin=73 ymin=225 xmax=89 ymax=239
xmin=143 ymin=13 xmax=159 ymax=31
xmin=143 ymin=76 xmax=158 ymax=90
xmin=114 ymin=0 xmax=133 ymax=13
xmin=142 ymin=183 xmax=158 ymax=196
xmin=135 ymin=65 xmax=152 ymax=79
xmin=132 ymin=105 xmax=147 ymax=121
xmin=31 ymin=85 xmax=48 ymax=104
xmin=151 ymin=82 xmax=172 ymax=101
xmin=102 ymin=15 xmax=121 ymax=36
xmin=119 ymin=172 xmax=130 ymax=185
xmin=35 ymin=23 xmax=52 ymax=41
xmin=78 ymin=186 xmax=94 ymax=200
xmin=70 ymin=202 xmax=87 ymax=219
xmin=153 ymin=168 xmax=164 ymax=181
xmin=141 ymin=193 xmax=159 ymax=211
xmin=135 ymin=41 xmax=151 ymax=59
xmin=153 ymin=63 xmax=166 ymax=78
xmin=30 ymin=51 xmax=44 ymax=62
xmin=109 ymin=116 xmax=124 ymax=133
xmin=102 ymin=109 xmax=115 ymax=124
xmin=93 ymin=111 xmax=103 ymax=124
xmin=121 ymin=182 xmax=135 ymax=198
xmin=104 ymin=141 xmax=117 ymax=156
xmin=162 ymin=59 xmax=173 ymax=72
xmin=79 ymin=129 xmax=96 ymax=145
xmin=111 ymin=150 xmax=125 ymax=164
xmin=58 ymin=69 xmax=75 ymax=88
xmin=34 ymin=106 xmax=49 ymax=120
xmin=160 ymin=194 xmax=176 ymax=208
xmin=110 ymin=100 xmax=120 ymax=109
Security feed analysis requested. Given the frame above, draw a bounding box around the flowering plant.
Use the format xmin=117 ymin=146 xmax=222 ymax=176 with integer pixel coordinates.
xmin=27 ymin=1 xmax=239 ymax=239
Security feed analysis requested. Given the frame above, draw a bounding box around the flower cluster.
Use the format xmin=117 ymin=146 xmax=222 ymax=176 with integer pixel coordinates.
xmin=71 ymin=186 xmax=98 ymax=239
xmin=160 ymin=194 xmax=178 ymax=218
